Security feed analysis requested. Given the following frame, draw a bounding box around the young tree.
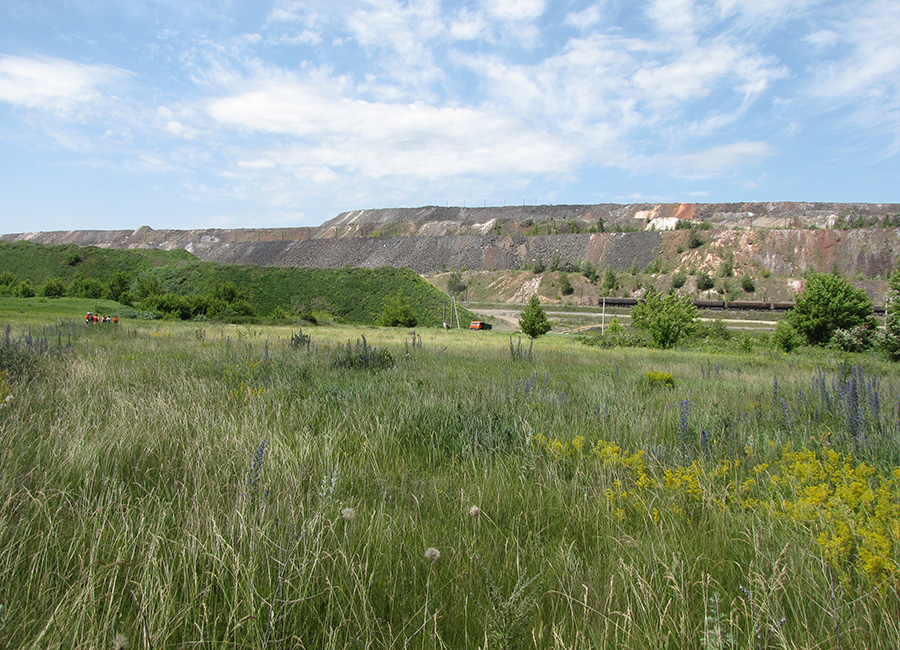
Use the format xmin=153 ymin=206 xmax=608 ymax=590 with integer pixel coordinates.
xmin=787 ymin=272 xmax=874 ymax=346
xmin=446 ymin=270 xmax=467 ymax=298
xmin=518 ymin=294 xmax=552 ymax=339
xmin=882 ymin=266 xmax=900 ymax=360
xmin=630 ymin=289 xmax=698 ymax=348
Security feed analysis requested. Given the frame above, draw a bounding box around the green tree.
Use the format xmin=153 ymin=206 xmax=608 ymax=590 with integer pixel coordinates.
xmin=518 ymin=295 xmax=552 ymax=339
xmin=881 ymin=266 xmax=900 ymax=360
xmin=105 ymin=271 xmax=132 ymax=302
xmin=558 ymin=273 xmax=573 ymax=296
xmin=447 ymin=270 xmax=467 ymax=298
xmin=740 ymin=274 xmax=755 ymax=293
xmin=602 ymin=267 xmax=618 ymax=293
xmin=630 ymin=289 xmax=698 ymax=348
xmin=379 ymin=292 xmax=417 ymax=327
xmin=38 ymin=277 xmax=67 ymax=298
xmin=0 ymin=271 xmax=17 ymax=295
xmin=16 ymin=280 xmax=35 ymax=298
xmin=787 ymin=272 xmax=875 ymax=345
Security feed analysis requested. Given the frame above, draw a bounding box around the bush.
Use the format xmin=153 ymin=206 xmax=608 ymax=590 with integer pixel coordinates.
xmin=787 ymin=272 xmax=875 ymax=345
xmin=558 ymin=273 xmax=573 ymax=296
xmin=773 ymin=320 xmax=802 ymax=353
xmin=630 ymin=289 xmax=698 ymax=348
xmin=671 ymin=270 xmax=687 ymax=289
xmin=602 ymin=267 xmax=618 ymax=293
xmin=830 ymin=325 xmax=874 ymax=353
xmin=882 ymin=296 xmax=900 ymax=360
xmin=741 ymin=274 xmax=755 ymax=292
xmin=696 ymin=272 xmax=714 ymax=291
xmin=645 ymin=371 xmax=675 ymax=389
xmin=379 ymin=292 xmax=417 ymax=327
xmin=37 ymin=277 xmax=67 ymax=298
xmin=16 ymin=281 xmax=35 ymax=298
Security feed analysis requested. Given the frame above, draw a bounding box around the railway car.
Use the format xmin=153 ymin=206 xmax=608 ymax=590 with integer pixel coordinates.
xmin=727 ymin=300 xmax=771 ymax=311
xmin=694 ymin=299 xmax=726 ymax=310
xmin=599 ymin=297 xmax=638 ymax=307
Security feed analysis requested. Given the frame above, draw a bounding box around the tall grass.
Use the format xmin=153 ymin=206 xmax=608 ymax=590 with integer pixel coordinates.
xmin=1 ymin=321 xmax=900 ymax=648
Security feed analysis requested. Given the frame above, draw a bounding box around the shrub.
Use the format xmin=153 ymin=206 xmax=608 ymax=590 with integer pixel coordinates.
xmin=773 ymin=319 xmax=802 ymax=353
xmin=630 ymin=289 xmax=698 ymax=348
xmin=558 ymin=273 xmax=574 ymax=296
xmin=38 ymin=277 xmax=67 ymax=298
xmin=882 ymin=296 xmax=900 ymax=360
xmin=379 ymin=292 xmax=417 ymax=328
xmin=696 ymin=272 xmax=714 ymax=291
xmin=787 ymin=272 xmax=875 ymax=345
xmin=830 ymin=325 xmax=874 ymax=353
xmin=718 ymin=253 xmax=734 ymax=277
xmin=671 ymin=270 xmax=687 ymax=289
xmin=645 ymin=371 xmax=675 ymax=389
xmin=602 ymin=267 xmax=618 ymax=293
xmin=741 ymin=274 xmax=755 ymax=292
xmin=16 ymin=280 xmax=34 ymax=298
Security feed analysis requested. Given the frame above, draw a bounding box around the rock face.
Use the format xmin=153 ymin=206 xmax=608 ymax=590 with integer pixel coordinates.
xmin=4 ymin=202 xmax=900 ymax=277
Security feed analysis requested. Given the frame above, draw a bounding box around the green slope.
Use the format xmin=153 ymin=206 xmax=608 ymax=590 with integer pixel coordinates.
xmin=0 ymin=241 xmax=474 ymax=326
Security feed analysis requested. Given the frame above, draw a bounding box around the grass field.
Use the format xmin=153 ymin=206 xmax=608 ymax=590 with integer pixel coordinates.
xmin=2 ymin=308 xmax=900 ymax=648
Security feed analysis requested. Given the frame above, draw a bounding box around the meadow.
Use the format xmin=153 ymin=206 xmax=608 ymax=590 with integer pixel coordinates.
xmin=2 ymin=312 xmax=900 ymax=648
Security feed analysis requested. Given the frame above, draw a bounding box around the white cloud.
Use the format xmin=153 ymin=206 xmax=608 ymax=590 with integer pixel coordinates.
xmin=805 ymin=29 xmax=839 ymax=48
xmin=565 ymin=5 xmax=603 ymax=30
xmin=450 ymin=8 xmax=488 ymax=40
xmin=207 ymin=76 xmax=580 ymax=178
xmin=670 ymin=141 xmax=773 ymax=177
xmin=0 ymin=54 xmax=126 ymax=114
xmin=486 ymin=0 xmax=546 ymax=22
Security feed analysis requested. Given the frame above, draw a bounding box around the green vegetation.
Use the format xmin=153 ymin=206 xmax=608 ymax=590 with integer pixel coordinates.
xmin=0 ymin=241 xmax=473 ymax=327
xmin=518 ymin=294 xmax=552 ymax=339
xmin=2 ymin=311 xmax=900 ymax=648
xmin=446 ymin=269 xmax=467 ymax=298
xmin=787 ymin=271 xmax=875 ymax=346
xmin=378 ymin=291 xmax=417 ymax=327
xmin=630 ymin=289 xmax=699 ymax=348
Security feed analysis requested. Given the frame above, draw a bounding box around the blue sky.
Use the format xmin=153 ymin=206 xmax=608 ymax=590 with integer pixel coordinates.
xmin=1 ymin=0 xmax=899 ymax=233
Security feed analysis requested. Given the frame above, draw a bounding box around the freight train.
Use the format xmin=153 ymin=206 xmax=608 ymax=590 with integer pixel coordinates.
xmin=597 ymin=296 xmax=887 ymax=315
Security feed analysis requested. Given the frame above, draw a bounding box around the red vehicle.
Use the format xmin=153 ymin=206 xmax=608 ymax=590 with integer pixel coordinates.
xmin=469 ymin=321 xmax=492 ymax=330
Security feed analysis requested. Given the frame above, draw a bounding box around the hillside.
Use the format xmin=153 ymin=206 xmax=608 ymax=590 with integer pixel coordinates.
xmin=0 ymin=241 xmax=474 ymax=326
xmin=4 ymin=202 xmax=900 ymax=303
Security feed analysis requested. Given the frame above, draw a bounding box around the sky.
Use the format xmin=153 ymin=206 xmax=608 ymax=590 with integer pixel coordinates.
xmin=1 ymin=0 xmax=899 ymax=233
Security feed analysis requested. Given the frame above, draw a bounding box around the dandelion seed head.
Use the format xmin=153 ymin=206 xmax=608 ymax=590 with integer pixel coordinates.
xmin=112 ymin=633 xmax=129 ymax=650
xmin=468 ymin=505 xmax=481 ymax=517
xmin=340 ymin=507 xmax=356 ymax=521
xmin=424 ymin=547 xmax=440 ymax=562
